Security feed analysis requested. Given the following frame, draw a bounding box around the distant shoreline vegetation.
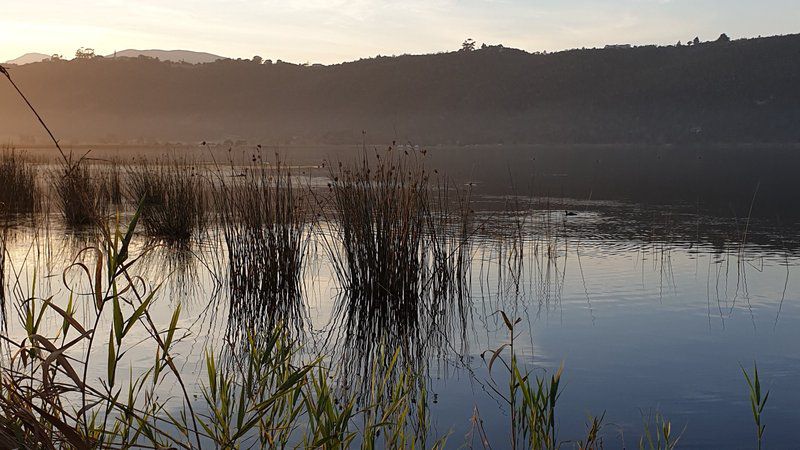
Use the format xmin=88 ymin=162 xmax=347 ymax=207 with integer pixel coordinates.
xmin=2 ymin=33 xmax=800 ymax=146
xmin=7 ymin=142 xmax=800 ymax=152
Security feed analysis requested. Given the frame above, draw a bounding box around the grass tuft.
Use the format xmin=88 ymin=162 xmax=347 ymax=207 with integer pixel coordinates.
xmin=322 ymin=145 xmax=474 ymax=392
xmin=0 ymin=150 xmax=38 ymax=216
xmin=126 ymin=158 xmax=207 ymax=241
xmin=216 ymin=152 xmax=310 ymax=342
xmin=52 ymin=159 xmax=107 ymax=227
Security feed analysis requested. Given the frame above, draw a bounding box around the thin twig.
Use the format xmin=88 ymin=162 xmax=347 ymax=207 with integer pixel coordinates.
xmin=0 ymin=65 xmax=69 ymax=166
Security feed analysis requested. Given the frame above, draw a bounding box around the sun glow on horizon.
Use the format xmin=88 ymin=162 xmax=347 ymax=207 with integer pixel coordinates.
xmin=2 ymin=0 xmax=800 ymax=64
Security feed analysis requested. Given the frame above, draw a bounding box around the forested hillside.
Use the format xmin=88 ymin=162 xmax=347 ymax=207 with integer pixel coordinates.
xmin=2 ymin=34 xmax=800 ymax=145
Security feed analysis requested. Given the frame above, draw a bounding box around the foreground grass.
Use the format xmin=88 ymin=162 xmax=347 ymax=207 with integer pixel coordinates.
xmin=0 ymin=211 xmax=646 ymax=449
xmin=0 ymin=211 xmax=451 ymax=449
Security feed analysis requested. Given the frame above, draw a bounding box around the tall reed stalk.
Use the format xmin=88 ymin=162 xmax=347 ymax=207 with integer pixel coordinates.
xmin=0 ymin=231 xmax=5 ymax=330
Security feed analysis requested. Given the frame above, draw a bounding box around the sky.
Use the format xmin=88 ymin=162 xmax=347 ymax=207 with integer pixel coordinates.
xmin=2 ymin=0 xmax=799 ymax=64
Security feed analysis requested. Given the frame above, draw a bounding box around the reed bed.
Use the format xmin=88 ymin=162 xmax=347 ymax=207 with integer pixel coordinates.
xmin=0 ymin=150 xmax=38 ymax=216
xmin=126 ymin=158 xmax=207 ymax=241
xmin=0 ymin=152 xmax=770 ymax=450
xmin=216 ymin=153 xmax=310 ymax=343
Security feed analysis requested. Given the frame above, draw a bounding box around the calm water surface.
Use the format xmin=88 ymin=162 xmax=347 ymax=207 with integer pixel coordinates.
xmin=4 ymin=144 xmax=799 ymax=448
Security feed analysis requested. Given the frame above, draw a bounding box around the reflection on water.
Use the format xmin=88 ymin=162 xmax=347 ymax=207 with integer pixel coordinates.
xmin=0 ymin=196 xmax=798 ymax=448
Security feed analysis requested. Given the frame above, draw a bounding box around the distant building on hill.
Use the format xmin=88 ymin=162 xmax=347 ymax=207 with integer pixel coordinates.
xmin=605 ymin=44 xmax=632 ymax=49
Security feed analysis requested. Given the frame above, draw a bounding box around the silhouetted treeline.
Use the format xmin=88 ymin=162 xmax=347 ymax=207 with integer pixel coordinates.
xmin=2 ymin=34 xmax=800 ymax=145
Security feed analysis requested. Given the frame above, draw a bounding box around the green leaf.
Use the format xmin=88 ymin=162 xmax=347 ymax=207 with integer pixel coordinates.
xmin=487 ymin=343 xmax=509 ymax=375
xmin=123 ymin=292 xmax=154 ymax=337
xmin=118 ymin=199 xmax=143 ymax=267
xmin=108 ymin=329 xmax=117 ymax=387
xmin=500 ymin=311 xmax=514 ymax=331
xmin=112 ymin=293 xmax=124 ymax=345
xmin=164 ymin=303 xmax=182 ymax=351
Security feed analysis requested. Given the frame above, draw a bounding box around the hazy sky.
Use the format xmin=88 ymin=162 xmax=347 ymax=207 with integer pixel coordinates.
xmin=2 ymin=0 xmax=798 ymax=64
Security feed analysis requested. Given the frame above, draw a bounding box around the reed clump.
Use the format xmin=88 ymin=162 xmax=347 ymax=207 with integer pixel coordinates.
xmin=52 ymin=159 xmax=108 ymax=227
xmin=216 ymin=153 xmax=309 ymax=341
xmin=323 ymin=146 xmax=474 ymax=392
xmin=326 ymin=148 xmax=428 ymax=331
xmin=126 ymin=158 xmax=207 ymax=241
xmin=100 ymin=160 xmax=123 ymax=206
xmin=0 ymin=150 xmax=38 ymax=216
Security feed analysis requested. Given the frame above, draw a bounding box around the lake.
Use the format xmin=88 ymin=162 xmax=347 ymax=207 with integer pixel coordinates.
xmin=2 ymin=143 xmax=798 ymax=448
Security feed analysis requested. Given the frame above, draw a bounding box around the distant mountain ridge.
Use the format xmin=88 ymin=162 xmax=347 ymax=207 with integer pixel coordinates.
xmin=4 ymin=49 xmax=225 ymax=65
xmin=4 ymin=52 xmax=51 ymax=65
xmin=107 ymin=49 xmax=224 ymax=64
xmin=2 ymin=34 xmax=800 ymax=145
